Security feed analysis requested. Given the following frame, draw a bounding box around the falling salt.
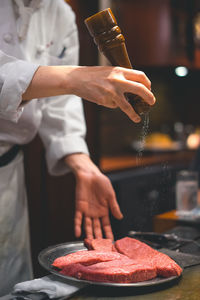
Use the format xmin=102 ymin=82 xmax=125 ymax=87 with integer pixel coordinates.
xmin=136 ymin=113 xmax=149 ymax=165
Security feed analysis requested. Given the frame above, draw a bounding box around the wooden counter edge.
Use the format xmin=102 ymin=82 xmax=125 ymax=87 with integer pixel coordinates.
xmin=100 ymin=150 xmax=196 ymax=172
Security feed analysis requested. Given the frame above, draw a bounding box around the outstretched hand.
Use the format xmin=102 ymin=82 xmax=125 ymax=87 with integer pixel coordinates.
xmin=65 ymin=153 xmax=123 ymax=240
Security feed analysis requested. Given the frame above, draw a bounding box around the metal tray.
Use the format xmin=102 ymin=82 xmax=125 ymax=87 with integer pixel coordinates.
xmin=38 ymin=241 xmax=181 ymax=287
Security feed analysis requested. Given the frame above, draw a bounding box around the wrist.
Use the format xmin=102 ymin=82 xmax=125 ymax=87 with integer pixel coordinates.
xmin=64 ymin=153 xmax=99 ymax=178
xmin=61 ymin=65 xmax=83 ymax=95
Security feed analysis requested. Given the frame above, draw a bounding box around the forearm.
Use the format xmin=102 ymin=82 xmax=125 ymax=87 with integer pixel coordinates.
xmin=22 ymin=65 xmax=76 ymax=100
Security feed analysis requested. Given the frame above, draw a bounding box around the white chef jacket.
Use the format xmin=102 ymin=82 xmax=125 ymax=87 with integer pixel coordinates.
xmin=0 ymin=0 xmax=89 ymax=295
xmin=0 ymin=0 xmax=89 ymax=174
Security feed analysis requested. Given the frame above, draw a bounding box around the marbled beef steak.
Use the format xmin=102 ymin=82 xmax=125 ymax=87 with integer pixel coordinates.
xmin=84 ymin=238 xmax=116 ymax=251
xmin=60 ymin=259 xmax=156 ymax=283
xmin=115 ymin=237 xmax=182 ymax=277
xmin=52 ymin=237 xmax=182 ymax=283
xmin=52 ymin=250 xmax=124 ymax=269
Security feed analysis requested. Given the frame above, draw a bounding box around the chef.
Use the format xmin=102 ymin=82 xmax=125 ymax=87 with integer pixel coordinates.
xmin=0 ymin=0 xmax=155 ymax=295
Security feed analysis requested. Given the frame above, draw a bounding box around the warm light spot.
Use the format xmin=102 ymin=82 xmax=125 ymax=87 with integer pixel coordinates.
xmin=175 ymin=66 xmax=188 ymax=77
xmin=187 ymin=134 xmax=200 ymax=149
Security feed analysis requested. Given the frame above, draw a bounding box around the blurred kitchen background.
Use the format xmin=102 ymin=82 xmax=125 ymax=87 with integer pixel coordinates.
xmin=25 ymin=0 xmax=200 ymax=276
xmin=81 ymin=0 xmax=200 ymax=159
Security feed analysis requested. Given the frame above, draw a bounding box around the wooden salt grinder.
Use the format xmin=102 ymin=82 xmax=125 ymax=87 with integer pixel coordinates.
xmin=84 ymin=8 xmax=150 ymax=116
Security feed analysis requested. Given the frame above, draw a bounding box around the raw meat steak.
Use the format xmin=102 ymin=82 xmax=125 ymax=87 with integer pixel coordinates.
xmin=84 ymin=238 xmax=116 ymax=252
xmin=52 ymin=250 xmax=126 ymax=269
xmin=115 ymin=237 xmax=182 ymax=277
xmin=53 ymin=236 xmax=182 ymax=284
xmin=60 ymin=259 xmax=157 ymax=283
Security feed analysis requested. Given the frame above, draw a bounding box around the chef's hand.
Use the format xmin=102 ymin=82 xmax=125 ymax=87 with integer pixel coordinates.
xmin=64 ymin=153 xmax=123 ymax=240
xmin=23 ymin=65 xmax=155 ymax=123
xmin=65 ymin=66 xmax=156 ymax=123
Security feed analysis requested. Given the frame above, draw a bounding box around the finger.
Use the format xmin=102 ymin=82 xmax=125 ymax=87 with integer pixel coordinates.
xmin=117 ymin=97 xmax=141 ymax=123
xmin=93 ymin=218 xmax=103 ymax=239
xmin=108 ymin=193 xmax=123 ymax=220
xmin=123 ymin=69 xmax=151 ymax=90
xmin=101 ymin=215 xmax=114 ymax=240
xmin=74 ymin=211 xmax=82 ymax=238
xmin=124 ymin=81 xmax=156 ymax=105
xmin=84 ymin=217 xmax=94 ymax=239
xmin=105 ymin=181 xmax=123 ymax=220
xmin=110 ymin=100 xmax=118 ymax=108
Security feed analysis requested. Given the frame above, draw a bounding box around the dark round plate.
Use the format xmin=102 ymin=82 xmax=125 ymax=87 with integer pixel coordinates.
xmin=38 ymin=241 xmax=180 ymax=287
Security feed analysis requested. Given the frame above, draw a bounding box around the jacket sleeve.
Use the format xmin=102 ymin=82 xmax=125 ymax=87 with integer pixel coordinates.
xmin=0 ymin=50 xmax=39 ymax=122
xmin=38 ymin=3 xmax=89 ymax=176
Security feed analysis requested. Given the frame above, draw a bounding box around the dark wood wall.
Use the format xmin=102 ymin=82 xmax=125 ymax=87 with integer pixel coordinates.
xmin=113 ymin=0 xmax=200 ymax=68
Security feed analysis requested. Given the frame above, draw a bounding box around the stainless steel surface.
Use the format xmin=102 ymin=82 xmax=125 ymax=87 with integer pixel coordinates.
xmin=38 ymin=241 xmax=180 ymax=288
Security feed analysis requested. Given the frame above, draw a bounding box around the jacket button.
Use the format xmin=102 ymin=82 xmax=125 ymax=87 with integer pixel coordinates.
xmin=37 ymin=45 xmax=45 ymax=54
xmin=3 ymin=33 xmax=13 ymax=43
